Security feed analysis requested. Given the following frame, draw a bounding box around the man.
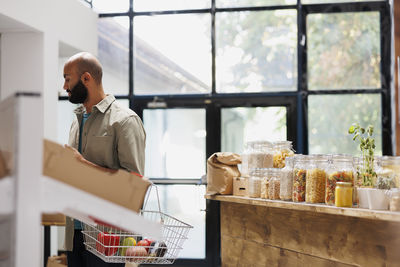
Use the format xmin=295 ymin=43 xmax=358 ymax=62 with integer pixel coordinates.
xmin=62 ymin=52 xmax=146 ymax=266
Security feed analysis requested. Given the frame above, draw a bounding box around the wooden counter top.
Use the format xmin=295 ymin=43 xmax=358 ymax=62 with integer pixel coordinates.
xmin=205 ymin=194 xmax=400 ymax=222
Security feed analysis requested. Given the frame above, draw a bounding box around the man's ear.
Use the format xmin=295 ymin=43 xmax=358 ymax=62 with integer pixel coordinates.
xmin=82 ymin=72 xmax=91 ymax=83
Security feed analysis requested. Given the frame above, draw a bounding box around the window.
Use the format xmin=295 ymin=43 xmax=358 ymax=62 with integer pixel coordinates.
xmin=67 ymin=1 xmax=393 ymax=266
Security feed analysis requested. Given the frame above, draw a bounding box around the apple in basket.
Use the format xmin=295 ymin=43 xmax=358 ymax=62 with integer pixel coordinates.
xmin=96 ymin=232 xmax=120 ymax=256
xmin=137 ymin=239 xmax=152 ymax=252
xmin=125 ymin=246 xmax=148 ymax=260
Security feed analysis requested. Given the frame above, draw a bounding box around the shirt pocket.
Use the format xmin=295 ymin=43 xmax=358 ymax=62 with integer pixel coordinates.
xmin=85 ymin=136 xmax=115 ymax=168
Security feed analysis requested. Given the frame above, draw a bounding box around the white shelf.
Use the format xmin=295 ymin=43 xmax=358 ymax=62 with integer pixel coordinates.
xmin=0 ymin=176 xmax=13 ymax=216
xmin=41 ymin=175 xmax=163 ymax=240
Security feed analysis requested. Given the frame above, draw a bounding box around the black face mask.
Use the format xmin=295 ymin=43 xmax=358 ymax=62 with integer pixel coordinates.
xmin=68 ymin=79 xmax=88 ymax=104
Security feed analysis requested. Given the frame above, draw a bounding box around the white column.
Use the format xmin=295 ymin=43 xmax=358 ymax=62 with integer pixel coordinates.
xmin=0 ymin=32 xmax=44 ymax=100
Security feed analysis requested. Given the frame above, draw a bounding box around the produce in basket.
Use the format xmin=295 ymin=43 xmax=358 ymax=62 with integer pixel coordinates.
xmin=119 ymin=237 xmax=136 ymax=256
xmin=137 ymin=239 xmax=152 ymax=252
xmin=149 ymin=241 xmax=168 ymax=257
xmin=126 ymin=246 xmax=148 ymax=260
xmin=96 ymin=232 xmax=120 ymax=256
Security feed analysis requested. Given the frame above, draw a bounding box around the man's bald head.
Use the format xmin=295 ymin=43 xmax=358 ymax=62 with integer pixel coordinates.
xmin=66 ymin=52 xmax=103 ymax=85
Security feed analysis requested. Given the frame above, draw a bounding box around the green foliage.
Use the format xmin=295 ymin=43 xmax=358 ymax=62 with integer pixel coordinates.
xmin=348 ymin=123 xmax=376 ymax=187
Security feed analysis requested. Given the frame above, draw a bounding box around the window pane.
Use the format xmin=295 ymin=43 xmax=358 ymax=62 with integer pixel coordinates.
xmin=134 ymin=0 xmax=210 ymax=11
xmin=143 ymin=185 xmax=206 ymax=259
xmin=134 ymin=14 xmax=211 ymax=95
xmin=217 ymin=0 xmax=296 ymax=7
xmin=118 ymin=99 xmax=129 ymax=108
xmin=216 ymin=10 xmax=297 ymax=93
xmin=221 ymin=107 xmax=287 ymax=154
xmin=57 ymin=101 xmax=78 ymax=145
xmin=143 ymin=109 xmax=206 ymax=178
xmin=303 ymin=0 xmax=382 ymax=3
xmin=98 ymin=17 xmax=129 ymax=95
xmin=307 ymin=12 xmax=380 ymax=90
xmin=92 ymin=0 xmax=129 ymax=13
xmin=308 ymin=94 xmax=382 ymax=155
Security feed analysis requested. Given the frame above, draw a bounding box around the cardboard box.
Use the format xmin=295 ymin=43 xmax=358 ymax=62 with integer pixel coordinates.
xmin=43 ymin=139 xmax=151 ymax=213
xmin=233 ymin=177 xmax=248 ymax=197
xmin=42 ymin=213 xmax=66 ymax=226
xmin=46 ymin=255 xmax=67 ymax=267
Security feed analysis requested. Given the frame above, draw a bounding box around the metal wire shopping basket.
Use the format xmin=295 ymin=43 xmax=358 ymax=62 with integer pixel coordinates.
xmin=81 ymin=184 xmax=193 ymax=264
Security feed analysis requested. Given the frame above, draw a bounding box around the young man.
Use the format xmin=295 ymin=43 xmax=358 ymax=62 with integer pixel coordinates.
xmin=62 ymin=52 xmax=146 ymax=267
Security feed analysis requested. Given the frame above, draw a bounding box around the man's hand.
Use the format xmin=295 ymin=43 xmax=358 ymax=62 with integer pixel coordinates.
xmin=64 ymin=144 xmax=86 ymax=164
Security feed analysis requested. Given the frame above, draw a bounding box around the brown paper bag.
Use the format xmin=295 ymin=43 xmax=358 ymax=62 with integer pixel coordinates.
xmin=46 ymin=255 xmax=67 ymax=267
xmin=207 ymin=152 xmax=241 ymax=195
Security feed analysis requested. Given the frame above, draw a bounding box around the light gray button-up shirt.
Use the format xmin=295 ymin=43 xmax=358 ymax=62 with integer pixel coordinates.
xmin=65 ymin=94 xmax=146 ymax=251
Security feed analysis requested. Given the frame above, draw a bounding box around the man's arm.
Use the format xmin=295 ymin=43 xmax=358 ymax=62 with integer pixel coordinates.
xmin=117 ymin=115 xmax=146 ymax=175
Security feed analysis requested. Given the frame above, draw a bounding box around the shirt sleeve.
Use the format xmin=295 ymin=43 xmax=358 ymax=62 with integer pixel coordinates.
xmin=117 ymin=115 xmax=146 ymax=175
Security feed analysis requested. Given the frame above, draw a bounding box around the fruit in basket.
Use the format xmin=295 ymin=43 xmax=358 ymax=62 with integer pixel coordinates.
xmin=119 ymin=237 xmax=136 ymax=256
xmin=96 ymin=232 xmax=120 ymax=256
xmin=137 ymin=239 xmax=152 ymax=252
xmin=125 ymin=246 xmax=148 ymax=260
xmin=148 ymin=241 xmax=167 ymax=258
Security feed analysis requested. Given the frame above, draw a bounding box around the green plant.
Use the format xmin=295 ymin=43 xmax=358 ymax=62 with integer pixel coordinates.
xmin=348 ymin=123 xmax=376 ymax=187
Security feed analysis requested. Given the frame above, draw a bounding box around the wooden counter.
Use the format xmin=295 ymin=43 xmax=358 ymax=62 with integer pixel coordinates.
xmin=206 ymin=195 xmax=400 ymax=267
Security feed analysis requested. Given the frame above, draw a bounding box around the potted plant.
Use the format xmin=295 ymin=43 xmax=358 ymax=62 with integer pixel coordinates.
xmin=348 ymin=124 xmax=376 ymax=209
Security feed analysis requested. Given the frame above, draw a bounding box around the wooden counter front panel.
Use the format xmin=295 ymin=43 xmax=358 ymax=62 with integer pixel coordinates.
xmin=220 ymin=202 xmax=400 ymax=267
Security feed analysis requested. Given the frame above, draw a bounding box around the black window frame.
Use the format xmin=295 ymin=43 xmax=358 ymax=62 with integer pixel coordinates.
xmin=60 ymin=0 xmax=393 ymax=266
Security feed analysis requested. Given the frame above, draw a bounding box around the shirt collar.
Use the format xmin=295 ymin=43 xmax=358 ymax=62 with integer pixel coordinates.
xmin=94 ymin=94 xmax=116 ymax=113
xmin=73 ymin=94 xmax=116 ymax=115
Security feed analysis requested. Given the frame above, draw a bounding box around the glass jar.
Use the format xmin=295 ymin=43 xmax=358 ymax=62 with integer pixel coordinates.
xmin=280 ymin=156 xmax=294 ymax=201
xmin=306 ymin=154 xmax=329 ymax=203
xmin=326 ymin=154 xmax=354 ymax=205
xmin=267 ymin=168 xmax=281 ymax=200
xmin=240 ymin=141 xmax=254 ymax=178
xmin=377 ymin=156 xmax=400 ymax=189
xmin=248 ymin=168 xmax=263 ymax=198
xmin=273 ymin=141 xmax=295 ymax=168
xmin=260 ymin=169 xmax=270 ymax=199
xmin=248 ymin=141 xmax=273 ymax=170
xmin=390 ymin=189 xmax=400 ymax=211
xmin=335 ymin=182 xmax=353 ymax=207
xmin=292 ymin=155 xmax=308 ymax=202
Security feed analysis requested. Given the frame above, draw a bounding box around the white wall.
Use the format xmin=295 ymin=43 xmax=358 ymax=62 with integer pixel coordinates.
xmin=0 ymin=0 xmax=98 ymax=140
xmin=0 ymin=1 xmax=98 ymax=260
xmin=0 ymin=0 xmax=97 ymax=54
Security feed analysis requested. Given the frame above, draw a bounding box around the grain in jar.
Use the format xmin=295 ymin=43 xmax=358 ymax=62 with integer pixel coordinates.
xmin=273 ymin=141 xmax=295 ymax=168
xmin=280 ymin=156 xmax=294 ymax=201
xmin=379 ymin=156 xmax=400 ymax=188
xmin=292 ymin=155 xmax=308 ymax=202
xmin=248 ymin=168 xmax=263 ymax=198
xmin=248 ymin=141 xmax=273 ymax=169
xmin=326 ymin=154 xmax=354 ymax=205
xmin=306 ymin=155 xmax=329 ymax=203
xmin=269 ymin=169 xmax=281 ymax=200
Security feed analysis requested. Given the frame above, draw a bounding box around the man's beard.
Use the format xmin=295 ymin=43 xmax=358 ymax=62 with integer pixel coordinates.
xmin=67 ymin=80 xmax=88 ymax=104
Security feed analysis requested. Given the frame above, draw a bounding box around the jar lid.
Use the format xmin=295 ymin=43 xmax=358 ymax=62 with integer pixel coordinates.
xmin=336 ymin=182 xmax=352 ymax=187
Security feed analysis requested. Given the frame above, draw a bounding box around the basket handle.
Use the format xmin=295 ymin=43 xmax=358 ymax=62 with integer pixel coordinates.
xmin=142 ymin=184 xmax=164 ymax=222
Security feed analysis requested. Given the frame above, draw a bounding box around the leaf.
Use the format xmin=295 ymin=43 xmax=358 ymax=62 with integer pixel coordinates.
xmin=348 ymin=125 xmax=355 ymax=134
